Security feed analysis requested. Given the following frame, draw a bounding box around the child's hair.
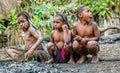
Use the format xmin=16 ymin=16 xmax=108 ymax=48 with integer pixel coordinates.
xmin=17 ymin=11 xmax=38 ymax=30
xmin=17 ymin=11 xmax=30 ymax=21
xmin=52 ymin=14 xmax=70 ymax=30
xmin=76 ymin=6 xmax=87 ymax=20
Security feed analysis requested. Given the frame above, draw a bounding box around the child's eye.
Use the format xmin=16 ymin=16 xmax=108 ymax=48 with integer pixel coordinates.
xmin=56 ymin=22 xmax=59 ymax=23
xmin=21 ymin=20 xmax=24 ymax=23
xmin=87 ymin=10 xmax=89 ymax=12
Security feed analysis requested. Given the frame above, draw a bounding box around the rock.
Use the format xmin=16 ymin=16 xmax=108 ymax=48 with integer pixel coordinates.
xmin=0 ymin=0 xmax=18 ymax=19
xmin=99 ymin=42 xmax=120 ymax=60
xmin=100 ymin=33 xmax=120 ymax=44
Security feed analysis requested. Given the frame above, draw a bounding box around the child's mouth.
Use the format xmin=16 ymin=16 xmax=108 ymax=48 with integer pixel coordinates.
xmin=90 ymin=16 xmax=92 ymax=19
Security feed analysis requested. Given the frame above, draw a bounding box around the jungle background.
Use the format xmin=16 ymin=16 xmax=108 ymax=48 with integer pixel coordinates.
xmin=0 ymin=0 xmax=120 ymax=48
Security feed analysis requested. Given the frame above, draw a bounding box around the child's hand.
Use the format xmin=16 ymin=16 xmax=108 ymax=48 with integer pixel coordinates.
xmin=26 ymin=49 xmax=34 ymax=59
xmin=74 ymin=35 xmax=82 ymax=41
xmin=81 ymin=38 xmax=89 ymax=45
xmin=62 ymin=25 xmax=68 ymax=30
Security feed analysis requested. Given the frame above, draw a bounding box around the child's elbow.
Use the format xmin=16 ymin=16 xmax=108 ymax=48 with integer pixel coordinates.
xmin=38 ymin=37 xmax=43 ymax=42
xmin=96 ymin=37 xmax=100 ymax=41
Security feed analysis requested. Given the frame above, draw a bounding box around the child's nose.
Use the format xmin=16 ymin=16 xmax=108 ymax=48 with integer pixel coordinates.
xmin=20 ymin=23 xmax=23 ymax=26
xmin=54 ymin=23 xmax=57 ymax=26
xmin=89 ymin=12 xmax=92 ymax=15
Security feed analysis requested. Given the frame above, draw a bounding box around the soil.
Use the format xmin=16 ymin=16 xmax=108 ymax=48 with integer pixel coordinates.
xmin=0 ymin=41 xmax=120 ymax=73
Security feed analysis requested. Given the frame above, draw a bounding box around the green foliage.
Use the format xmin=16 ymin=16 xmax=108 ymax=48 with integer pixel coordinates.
xmin=32 ymin=3 xmax=56 ymax=36
xmin=0 ymin=20 xmax=5 ymax=34
xmin=4 ymin=0 xmax=119 ymax=37
xmin=8 ymin=9 xmax=18 ymax=30
xmin=18 ymin=0 xmax=119 ymax=36
xmin=81 ymin=0 xmax=119 ymax=20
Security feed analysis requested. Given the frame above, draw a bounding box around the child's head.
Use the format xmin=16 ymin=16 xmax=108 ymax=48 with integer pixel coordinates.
xmin=52 ymin=14 xmax=70 ymax=30
xmin=17 ymin=11 xmax=30 ymax=30
xmin=76 ymin=6 xmax=92 ymax=23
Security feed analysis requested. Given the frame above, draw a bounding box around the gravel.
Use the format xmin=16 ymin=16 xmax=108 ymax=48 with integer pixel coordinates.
xmin=0 ymin=41 xmax=120 ymax=73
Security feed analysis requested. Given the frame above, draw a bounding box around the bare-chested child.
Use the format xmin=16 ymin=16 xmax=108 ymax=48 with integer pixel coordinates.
xmin=7 ymin=11 xmax=49 ymax=62
xmin=45 ymin=14 xmax=74 ymax=64
xmin=73 ymin=6 xmax=100 ymax=63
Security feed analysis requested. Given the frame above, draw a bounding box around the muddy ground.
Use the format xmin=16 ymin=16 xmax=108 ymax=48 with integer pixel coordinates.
xmin=0 ymin=41 xmax=120 ymax=73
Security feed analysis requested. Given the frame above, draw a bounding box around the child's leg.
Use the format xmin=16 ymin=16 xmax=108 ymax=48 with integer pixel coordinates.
xmin=65 ymin=43 xmax=75 ymax=64
xmin=45 ymin=42 xmax=56 ymax=64
xmin=86 ymin=41 xmax=99 ymax=63
xmin=7 ymin=49 xmax=23 ymax=61
xmin=34 ymin=50 xmax=50 ymax=62
xmin=73 ymin=40 xmax=87 ymax=64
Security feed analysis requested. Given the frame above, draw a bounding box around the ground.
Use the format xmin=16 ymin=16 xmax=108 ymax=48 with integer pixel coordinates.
xmin=0 ymin=41 xmax=120 ymax=73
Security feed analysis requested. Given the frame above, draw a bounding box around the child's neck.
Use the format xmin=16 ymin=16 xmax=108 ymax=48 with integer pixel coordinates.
xmin=23 ymin=27 xmax=29 ymax=32
xmin=57 ymin=28 xmax=63 ymax=32
xmin=80 ymin=20 xmax=90 ymax=25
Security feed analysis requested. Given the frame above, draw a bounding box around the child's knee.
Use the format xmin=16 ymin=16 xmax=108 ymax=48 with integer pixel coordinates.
xmin=7 ymin=49 xmax=13 ymax=55
xmin=73 ymin=41 xmax=79 ymax=49
xmin=47 ymin=42 xmax=54 ymax=50
xmin=86 ymin=41 xmax=98 ymax=48
xmin=86 ymin=41 xmax=99 ymax=54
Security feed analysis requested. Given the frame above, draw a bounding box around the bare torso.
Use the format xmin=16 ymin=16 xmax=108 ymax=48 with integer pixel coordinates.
xmin=22 ymin=30 xmax=41 ymax=51
xmin=75 ymin=22 xmax=95 ymax=38
xmin=51 ymin=30 xmax=71 ymax=49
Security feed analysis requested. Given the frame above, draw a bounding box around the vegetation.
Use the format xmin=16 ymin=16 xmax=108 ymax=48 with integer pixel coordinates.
xmin=0 ymin=0 xmax=120 ymax=37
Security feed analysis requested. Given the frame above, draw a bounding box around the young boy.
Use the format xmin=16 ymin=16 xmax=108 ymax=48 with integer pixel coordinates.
xmin=7 ymin=11 xmax=49 ymax=62
xmin=45 ymin=14 xmax=74 ymax=64
xmin=73 ymin=6 xmax=100 ymax=63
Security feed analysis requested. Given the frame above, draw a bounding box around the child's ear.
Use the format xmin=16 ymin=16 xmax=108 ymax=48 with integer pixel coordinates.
xmin=78 ymin=13 xmax=82 ymax=18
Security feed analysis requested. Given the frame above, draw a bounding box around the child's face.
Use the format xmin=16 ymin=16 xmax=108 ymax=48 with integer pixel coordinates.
xmin=17 ymin=15 xmax=30 ymax=30
xmin=53 ymin=16 xmax=64 ymax=30
xmin=80 ymin=6 xmax=92 ymax=23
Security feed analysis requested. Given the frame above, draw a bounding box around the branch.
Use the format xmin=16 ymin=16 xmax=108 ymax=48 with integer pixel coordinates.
xmin=99 ymin=26 xmax=120 ymax=34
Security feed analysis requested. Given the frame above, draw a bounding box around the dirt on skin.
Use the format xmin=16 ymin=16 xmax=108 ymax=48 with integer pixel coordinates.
xmin=0 ymin=42 xmax=120 ymax=73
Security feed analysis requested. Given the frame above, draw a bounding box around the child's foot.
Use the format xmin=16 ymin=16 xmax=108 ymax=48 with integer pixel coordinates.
xmin=0 ymin=57 xmax=13 ymax=62
xmin=77 ymin=55 xmax=87 ymax=64
xmin=45 ymin=58 xmax=54 ymax=64
xmin=67 ymin=58 xmax=75 ymax=64
xmin=91 ymin=55 xmax=99 ymax=63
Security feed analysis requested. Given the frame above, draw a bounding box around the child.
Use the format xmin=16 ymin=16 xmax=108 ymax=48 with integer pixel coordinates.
xmin=45 ymin=14 xmax=74 ymax=64
xmin=73 ymin=6 xmax=100 ymax=63
xmin=7 ymin=11 xmax=49 ymax=62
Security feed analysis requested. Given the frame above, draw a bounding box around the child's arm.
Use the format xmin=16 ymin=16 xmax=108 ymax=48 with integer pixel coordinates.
xmin=62 ymin=25 xmax=72 ymax=50
xmin=27 ymin=27 xmax=43 ymax=58
xmin=62 ymin=25 xmax=71 ymax=44
xmin=73 ymin=24 xmax=82 ymax=41
xmin=50 ymin=31 xmax=54 ymax=43
xmin=88 ymin=23 xmax=100 ymax=41
xmin=82 ymin=23 xmax=100 ymax=42
xmin=73 ymin=24 xmax=77 ymax=38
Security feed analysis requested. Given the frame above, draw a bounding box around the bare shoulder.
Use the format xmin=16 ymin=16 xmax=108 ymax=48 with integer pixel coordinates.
xmin=90 ymin=22 xmax=98 ymax=26
xmin=51 ymin=30 xmax=56 ymax=35
xmin=68 ymin=29 xmax=72 ymax=34
xmin=28 ymin=26 xmax=36 ymax=32
xmin=73 ymin=23 xmax=79 ymax=28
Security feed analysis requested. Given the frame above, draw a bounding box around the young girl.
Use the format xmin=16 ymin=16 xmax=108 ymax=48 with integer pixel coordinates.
xmin=73 ymin=6 xmax=100 ymax=63
xmin=45 ymin=14 xmax=75 ymax=64
xmin=7 ymin=11 xmax=49 ymax=62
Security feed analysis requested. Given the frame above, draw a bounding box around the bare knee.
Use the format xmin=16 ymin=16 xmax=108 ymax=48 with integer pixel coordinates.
xmin=86 ymin=41 xmax=99 ymax=54
xmin=47 ymin=42 xmax=54 ymax=50
xmin=7 ymin=49 xmax=14 ymax=55
xmin=73 ymin=40 xmax=82 ymax=51
xmin=73 ymin=41 xmax=79 ymax=50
